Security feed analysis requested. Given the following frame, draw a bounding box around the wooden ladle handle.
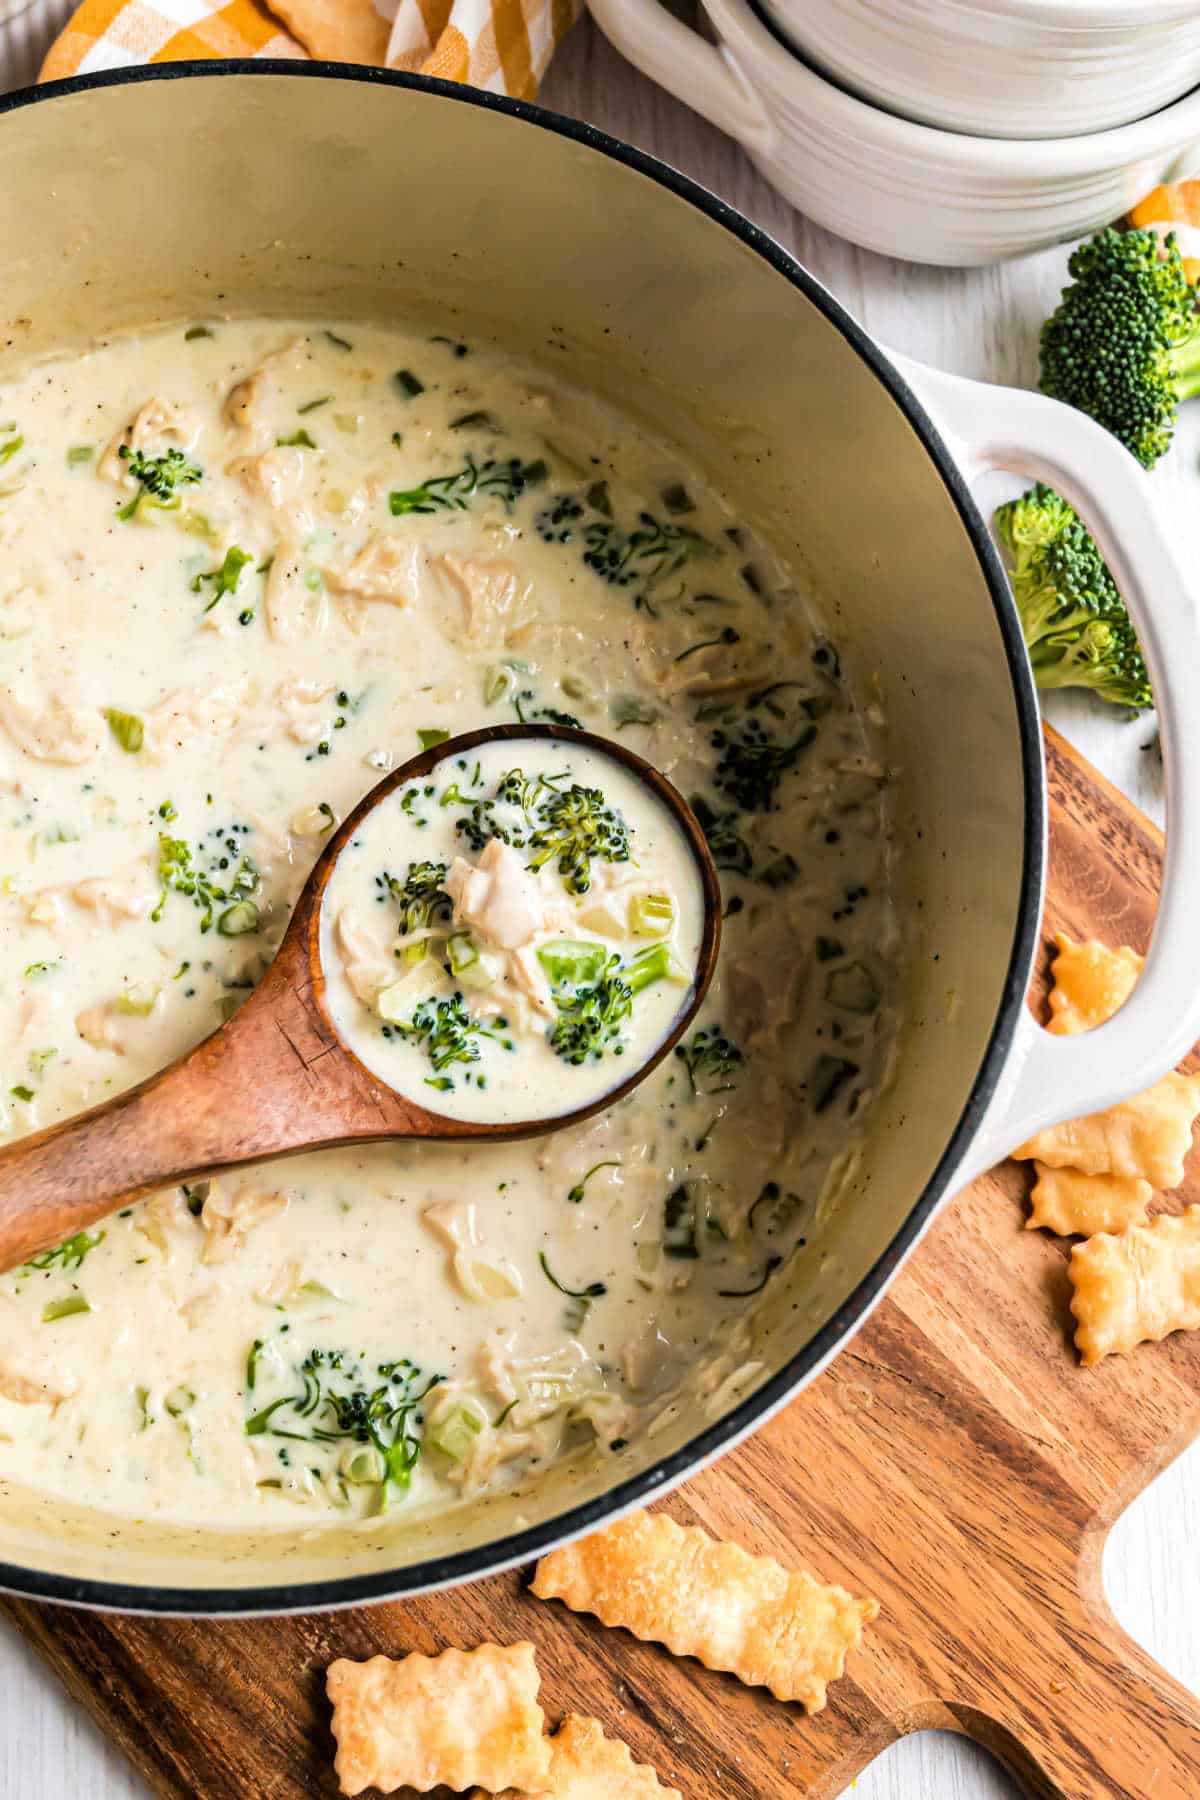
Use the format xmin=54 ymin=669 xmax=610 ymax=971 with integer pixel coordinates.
xmin=0 ymin=932 xmax=422 ymax=1270
xmin=0 ymin=953 xmax=323 ymax=1268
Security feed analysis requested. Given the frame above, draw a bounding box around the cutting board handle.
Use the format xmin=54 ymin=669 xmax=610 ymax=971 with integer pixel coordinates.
xmin=926 ymin=1596 xmax=1200 ymax=1799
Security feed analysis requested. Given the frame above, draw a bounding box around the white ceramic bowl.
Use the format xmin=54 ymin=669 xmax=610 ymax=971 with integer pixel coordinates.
xmin=763 ymin=0 xmax=1200 ymax=140
xmin=586 ymin=0 xmax=1200 ymax=265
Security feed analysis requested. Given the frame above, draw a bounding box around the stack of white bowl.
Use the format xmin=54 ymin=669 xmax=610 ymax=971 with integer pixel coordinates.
xmin=586 ymin=0 xmax=1200 ymax=264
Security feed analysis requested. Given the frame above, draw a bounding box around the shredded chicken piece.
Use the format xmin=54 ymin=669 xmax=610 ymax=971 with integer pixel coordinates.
xmin=0 ymin=1365 xmax=74 ymax=1406
xmin=0 ymin=1308 xmax=78 ymax=1407
xmin=134 ymin=1187 xmax=197 ymax=1256
xmin=23 ymin=890 xmax=64 ymax=929
xmin=225 ymin=371 xmax=271 ymax=436
xmin=74 ymin=985 xmax=160 ymax=1053
xmin=729 ymin=923 xmax=808 ymax=1050
xmin=98 ymin=396 xmax=194 ymax=486
xmin=508 ymin=944 xmax=556 ymax=1020
xmin=628 ymin=618 xmax=770 ymax=699
xmin=69 ymin=867 xmax=159 ymax=926
xmin=200 ymin=1185 xmax=289 ymax=1264
xmin=0 ymin=687 xmax=102 ymax=765
xmin=447 ymin=839 xmax=543 ymax=951
xmin=335 ymin=908 xmax=394 ymax=1006
xmin=224 ymin=338 xmax=308 ymax=447
xmin=423 ymin=1203 xmax=523 ymax=1302
xmin=535 ymin=1113 xmax=661 ymax=1212
xmin=620 ymin=1323 xmax=672 ymax=1391
xmin=326 ymin=534 xmax=416 ymax=604
xmin=264 ymin=543 xmax=327 ymax=642
xmin=229 ymin=448 xmax=313 ymax=538
xmin=144 ymin=678 xmax=251 ymax=758
xmin=430 ymin=552 xmax=535 ymax=647
xmin=274 ymin=675 xmax=336 ymax=745
xmin=255 ymin=1259 xmax=305 ymax=1305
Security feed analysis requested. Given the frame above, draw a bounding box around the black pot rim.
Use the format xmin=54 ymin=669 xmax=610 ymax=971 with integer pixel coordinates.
xmin=0 ymin=59 xmax=1044 ymax=1616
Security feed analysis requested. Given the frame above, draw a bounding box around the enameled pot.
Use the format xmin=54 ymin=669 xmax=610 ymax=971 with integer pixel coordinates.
xmin=2 ymin=64 xmax=1198 ymax=1615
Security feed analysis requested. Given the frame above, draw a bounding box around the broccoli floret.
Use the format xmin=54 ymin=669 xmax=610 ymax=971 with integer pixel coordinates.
xmin=526 ymin=783 xmax=630 ymax=895
xmin=709 ymin=718 xmax=816 ymax=812
xmin=390 ymin=993 xmax=511 ymax=1079
xmin=550 ymin=956 xmax=634 ymax=1064
xmin=118 ymin=444 xmax=202 ymax=518
xmin=1039 ymin=227 xmax=1200 ymax=468
xmin=245 ymin=1349 xmax=441 ymax=1511
xmin=385 ymin=860 xmax=451 ymax=938
xmin=674 ymin=1025 xmax=744 ymax=1095
xmin=993 ymin=483 xmax=1152 ymax=712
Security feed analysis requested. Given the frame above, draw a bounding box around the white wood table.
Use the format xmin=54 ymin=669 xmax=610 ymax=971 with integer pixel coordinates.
xmin=2 ymin=11 xmax=1198 ymax=1796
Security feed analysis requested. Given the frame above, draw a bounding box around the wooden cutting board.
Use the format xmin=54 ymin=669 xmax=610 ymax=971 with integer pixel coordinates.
xmin=4 ymin=724 xmax=1200 ymax=1800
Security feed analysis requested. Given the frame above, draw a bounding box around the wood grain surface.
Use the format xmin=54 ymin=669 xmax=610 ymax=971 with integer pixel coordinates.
xmin=4 ymin=723 xmax=1199 ymax=1800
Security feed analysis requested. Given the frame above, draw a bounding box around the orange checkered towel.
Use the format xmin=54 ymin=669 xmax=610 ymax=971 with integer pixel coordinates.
xmin=41 ymin=0 xmax=580 ymax=97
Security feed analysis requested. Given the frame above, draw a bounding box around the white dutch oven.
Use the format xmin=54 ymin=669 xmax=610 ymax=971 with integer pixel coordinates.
xmin=762 ymin=0 xmax=1200 ymax=140
xmin=1 ymin=65 xmax=1199 ymax=1613
xmin=587 ymin=0 xmax=1200 ymax=264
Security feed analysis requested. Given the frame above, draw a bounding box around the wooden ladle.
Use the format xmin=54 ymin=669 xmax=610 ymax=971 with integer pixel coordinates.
xmin=0 ymin=724 xmax=720 ymax=1273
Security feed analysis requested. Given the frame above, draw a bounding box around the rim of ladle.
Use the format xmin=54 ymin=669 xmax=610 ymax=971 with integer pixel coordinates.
xmin=304 ymin=724 xmax=723 ymax=1139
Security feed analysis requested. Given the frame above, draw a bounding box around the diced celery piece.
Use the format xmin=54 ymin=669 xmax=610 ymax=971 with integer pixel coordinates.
xmin=630 ymin=891 xmax=674 ymax=938
xmin=537 ymin=939 xmax=607 ymax=987
xmin=444 ymin=932 xmax=492 ymax=992
xmin=376 ymin=979 xmax=413 ymax=1023
xmin=341 ymin=1445 xmax=385 ymax=1485
xmin=448 ymin=932 xmax=479 ymax=974
xmin=427 ymin=1399 xmax=486 ymax=1461
xmin=298 ymin=1279 xmax=339 ymax=1300
xmin=116 ymin=983 xmax=159 ymax=1016
xmin=626 ymin=944 xmax=688 ymax=996
xmin=104 ymin=708 xmax=144 ymax=754
xmin=825 ymin=961 xmax=880 ymax=1014
xmin=218 ymin=900 xmax=260 ymax=937
xmin=43 ymin=1294 xmax=90 ymax=1323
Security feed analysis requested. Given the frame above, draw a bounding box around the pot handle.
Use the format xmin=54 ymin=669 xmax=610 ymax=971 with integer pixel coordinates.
xmin=891 ymin=354 xmax=1200 ymax=1185
xmin=585 ymin=0 xmax=775 ymax=154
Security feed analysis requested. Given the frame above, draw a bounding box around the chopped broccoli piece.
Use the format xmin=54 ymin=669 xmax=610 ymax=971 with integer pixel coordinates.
xmin=23 ymin=1229 xmax=104 ymax=1272
xmin=1039 ymin=227 xmax=1200 ymax=468
xmin=389 ymin=453 xmax=546 ymax=517
xmin=689 ymin=793 xmax=753 ymax=877
xmin=153 ymin=832 xmax=261 ymax=933
xmin=245 ymin=1347 xmax=441 ymax=1511
xmin=118 ymin=445 xmax=202 ymax=519
xmin=674 ymin=1024 xmax=744 ymax=1095
xmin=993 ymin=483 xmax=1152 ymax=712
xmin=709 ymin=718 xmax=816 ymax=812
xmin=388 ymin=993 xmax=511 ymax=1080
xmin=526 ymin=783 xmax=630 ymax=894
xmin=383 ymin=860 xmax=452 ymax=946
xmin=549 ymin=954 xmax=633 ymax=1065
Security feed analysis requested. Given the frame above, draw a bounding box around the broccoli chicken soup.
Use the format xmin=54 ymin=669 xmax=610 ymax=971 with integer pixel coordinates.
xmin=320 ymin=735 xmax=709 ymax=1123
xmin=0 ymin=319 xmax=900 ymax=1527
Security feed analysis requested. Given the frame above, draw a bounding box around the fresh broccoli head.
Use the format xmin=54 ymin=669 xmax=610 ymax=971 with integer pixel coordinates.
xmin=1039 ymin=227 xmax=1200 ymax=468
xmin=993 ymin=483 xmax=1152 ymax=712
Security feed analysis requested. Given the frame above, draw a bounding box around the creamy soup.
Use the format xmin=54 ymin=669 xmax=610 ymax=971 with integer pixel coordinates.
xmin=0 ymin=319 xmax=900 ymax=1527
xmin=320 ymin=736 xmax=707 ymax=1123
